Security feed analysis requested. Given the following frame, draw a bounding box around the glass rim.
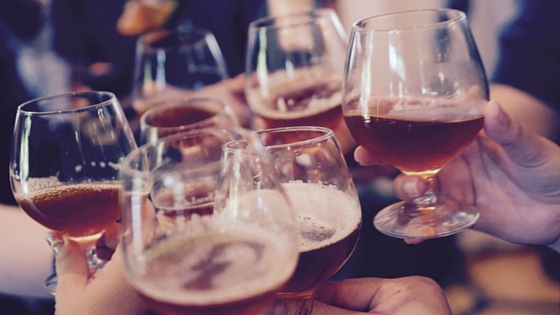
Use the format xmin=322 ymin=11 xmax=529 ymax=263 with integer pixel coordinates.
xmin=255 ymin=126 xmax=334 ymax=149
xmin=137 ymin=26 xmax=216 ymax=52
xmin=17 ymin=91 xmax=117 ymax=116
xmin=140 ymin=97 xmax=228 ymax=130
xmin=351 ymin=8 xmax=466 ymax=32
xmin=122 ymin=127 xmax=257 ymax=174
xmin=249 ymin=7 xmax=337 ymax=30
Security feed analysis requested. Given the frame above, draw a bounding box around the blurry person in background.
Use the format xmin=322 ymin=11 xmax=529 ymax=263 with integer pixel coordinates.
xmin=51 ymin=0 xmax=138 ymax=100
xmin=51 ymin=0 xmax=268 ymax=128
xmin=0 ymin=0 xmax=46 ymax=206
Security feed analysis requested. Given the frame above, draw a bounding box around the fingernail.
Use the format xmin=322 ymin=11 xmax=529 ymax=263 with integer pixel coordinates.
xmin=494 ymin=102 xmax=512 ymax=129
xmin=354 ymin=147 xmax=370 ymax=165
xmin=403 ymin=179 xmax=419 ymax=197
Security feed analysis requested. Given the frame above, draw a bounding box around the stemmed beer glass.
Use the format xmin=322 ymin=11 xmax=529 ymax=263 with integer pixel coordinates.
xmin=245 ymin=8 xmax=348 ymax=130
xmin=132 ymin=26 xmax=229 ymax=117
xmin=10 ymin=91 xmax=137 ymax=293
xmin=342 ymin=9 xmax=488 ymax=239
xmin=120 ymin=128 xmax=299 ymax=315
xmin=256 ymin=126 xmax=361 ymax=298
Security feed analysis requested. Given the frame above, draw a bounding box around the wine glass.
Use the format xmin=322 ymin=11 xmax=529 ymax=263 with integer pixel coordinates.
xmin=342 ymin=9 xmax=488 ymax=239
xmin=10 ymin=91 xmax=137 ymax=294
xmin=119 ymin=128 xmax=299 ymax=315
xmin=244 ymin=8 xmax=348 ymax=130
xmin=131 ymin=25 xmax=229 ymax=117
xmin=139 ymin=97 xmax=240 ymax=144
xmin=256 ymin=126 xmax=361 ymax=299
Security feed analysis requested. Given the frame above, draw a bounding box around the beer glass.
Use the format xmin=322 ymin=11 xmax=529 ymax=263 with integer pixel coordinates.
xmin=256 ymin=126 xmax=361 ymax=299
xmin=120 ymin=128 xmax=299 ymax=315
xmin=132 ymin=26 xmax=229 ymax=117
xmin=10 ymin=91 xmax=137 ymax=293
xmin=139 ymin=97 xmax=240 ymax=144
xmin=245 ymin=8 xmax=348 ymax=130
xmin=342 ymin=9 xmax=488 ymax=239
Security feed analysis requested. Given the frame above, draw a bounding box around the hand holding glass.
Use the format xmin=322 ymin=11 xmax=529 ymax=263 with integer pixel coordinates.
xmin=342 ymin=9 xmax=488 ymax=239
xmin=10 ymin=91 xmax=137 ymax=293
xmin=120 ymin=128 xmax=299 ymax=315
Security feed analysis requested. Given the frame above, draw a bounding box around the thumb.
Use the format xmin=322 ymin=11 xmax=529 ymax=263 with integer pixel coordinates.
xmin=55 ymin=236 xmax=89 ymax=295
xmin=484 ymin=100 xmax=552 ymax=167
xmin=228 ymin=73 xmax=245 ymax=90
xmin=354 ymin=146 xmax=386 ymax=166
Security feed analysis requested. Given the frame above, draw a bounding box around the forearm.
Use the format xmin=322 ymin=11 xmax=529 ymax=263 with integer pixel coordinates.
xmin=0 ymin=205 xmax=53 ymax=298
xmin=490 ymin=84 xmax=560 ymax=141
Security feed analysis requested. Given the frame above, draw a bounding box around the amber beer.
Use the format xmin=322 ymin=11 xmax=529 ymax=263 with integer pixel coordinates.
xmin=344 ymin=97 xmax=484 ymax=174
xmin=16 ymin=183 xmax=120 ymax=238
xmin=140 ymin=99 xmax=234 ymax=144
xmin=280 ymin=181 xmax=362 ymax=297
xmin=131 ymin=223 xmax=296 ymax=315
xmin=145 ymin=105 xmax=216 ymax=128
xmin=248 ymin=79 xmax=343 ymax=129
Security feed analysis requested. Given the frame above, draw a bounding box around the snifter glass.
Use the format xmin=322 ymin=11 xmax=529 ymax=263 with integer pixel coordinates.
xmin=139 ymin=97 xmax=239 ymax=145
xmin=132 ymin=26 xmax=229 ymax=117
xmin=10 ymin=91 xmax=137 ymax=294
xmin=120 ymin=128 xmax=299 ymax=315
xmin=244 ymin=8 xmax=348 ymax=130
xmin=342 ymin=9 xmax=488 ymax=239
xmin=256 ymin=126 xmax=361 ymax=299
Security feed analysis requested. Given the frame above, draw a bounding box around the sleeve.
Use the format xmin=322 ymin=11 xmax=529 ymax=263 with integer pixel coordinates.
xmin=492 ymin=0 xmax=560 ymax=109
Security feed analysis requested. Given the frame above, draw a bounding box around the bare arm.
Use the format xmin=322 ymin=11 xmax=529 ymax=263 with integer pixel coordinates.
xmin=490 ymin=83 xmax=560 ymax=141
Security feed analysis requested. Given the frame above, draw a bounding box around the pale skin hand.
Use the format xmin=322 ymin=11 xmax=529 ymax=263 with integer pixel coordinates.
xmin=490 ymin=84 xmax=560 ymax=141
xmin=267 ymin=277 xmax=452 ymax=315
xmin=54 ymin=231 xmax=150 ymax=315
xmin=356 ymin=101 xmax=560 ymax=251
xmin=53 ymin=199 xmax=452 ymax=315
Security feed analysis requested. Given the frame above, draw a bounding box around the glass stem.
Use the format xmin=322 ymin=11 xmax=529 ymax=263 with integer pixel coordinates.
xmin=412 ymin=177 xmax=437 ymax=208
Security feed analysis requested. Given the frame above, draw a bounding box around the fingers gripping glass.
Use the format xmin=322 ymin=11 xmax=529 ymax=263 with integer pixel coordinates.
xmin=342 ymin=9 xmax=487 ymax=239
xmin=10 ymin=91 xmax=137 ymax=294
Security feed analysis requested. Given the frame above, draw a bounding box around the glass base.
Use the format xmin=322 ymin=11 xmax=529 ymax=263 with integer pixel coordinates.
xmin=45 ymin=273 xmax=57 ymax=295
xmin=373 ymin=200 xmax=479 ymax=239
xmin=43 ymin=232 xmax=108 ymax=296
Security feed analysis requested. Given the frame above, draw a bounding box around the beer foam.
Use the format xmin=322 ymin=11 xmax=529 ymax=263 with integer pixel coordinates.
xmin=246 ymin=70 xmax=342 ymax=119
xmin=20 ymin=179 xmax=120 ymax=198
xmin=389 ymin=102 xmax=482 ymax=121
xmin=282 ymin=181 xmax=361 ymax=251
xmin=363 ymin=97 xmax=484 ymax=121
xmin=130 ymin=216 xmax=297 ymax=306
